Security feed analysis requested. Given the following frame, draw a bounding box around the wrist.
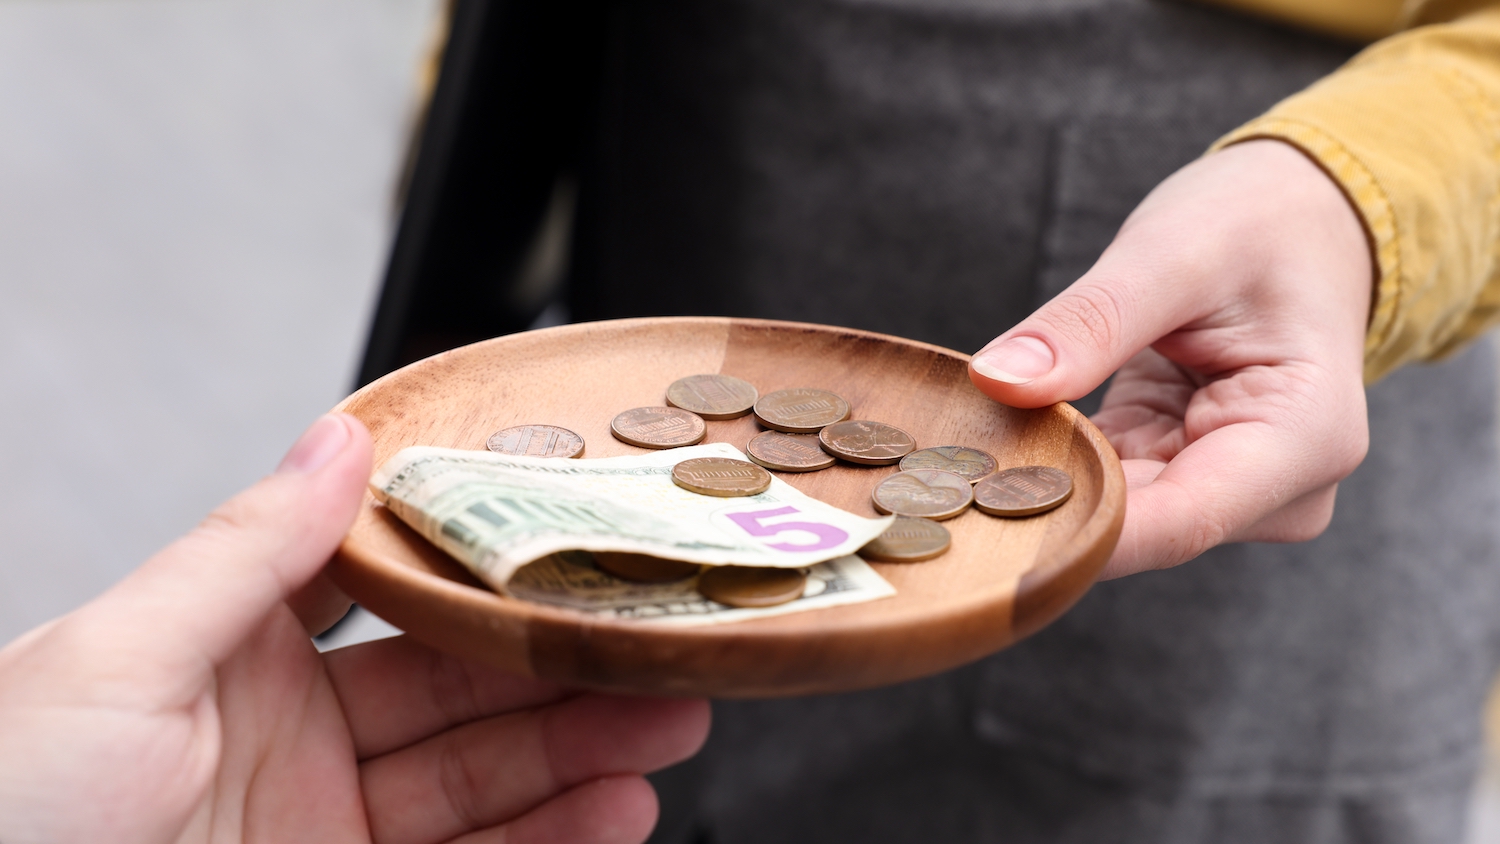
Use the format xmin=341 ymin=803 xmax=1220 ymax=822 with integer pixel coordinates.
xmin=1210 ymin=139 xmax=1375 ymax=330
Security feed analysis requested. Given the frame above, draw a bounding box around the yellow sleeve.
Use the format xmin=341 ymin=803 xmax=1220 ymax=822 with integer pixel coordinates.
xmin=1190 ymin=0 xmax=1404 ymax=42
xmin=1184 ymin=0 xmax=1493 ymax=43
xmin=1209 ymin=4 xmax=1500 ymax=383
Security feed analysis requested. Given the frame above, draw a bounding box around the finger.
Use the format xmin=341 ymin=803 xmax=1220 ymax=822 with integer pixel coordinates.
xmin=1087 ymin=351 xmax=1196 ymax=460
xmin=360 ymin=693 xmax=710 ymax=844
xmin=448 ymin=776 xmax=659 ymax=844
xmin=1100 ymin=412 xmax=1362 ymax=579
xmin=1228 ymin=484 xmax=1339 ymax=545
xmin=968 ymin=220 xmax=1218 ymax=408
xmin=1089 ymin=458 xmax=1165 ymax=582
xmin=82 ymin=413 xmax=373 ymax=668
xmin=322 ymin=635 xmax=569 ymax=759
xmin=968 ymin=141 xmax=1364 ymax=409
xmin=1090 ymin=350 xmax=1196 ymax=431
xmin=1119 ymin=457 xmax=1166 ymax=492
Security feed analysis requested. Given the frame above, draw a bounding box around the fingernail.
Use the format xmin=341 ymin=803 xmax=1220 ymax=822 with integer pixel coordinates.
xmin=277 ymin=414 xmax=352 ymax=474
xmin=972 ymin=336 xmax=1055 ymax=385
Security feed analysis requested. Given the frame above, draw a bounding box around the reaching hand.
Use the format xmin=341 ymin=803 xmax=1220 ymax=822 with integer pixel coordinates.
xmin=970 ymin=140 xmax=1373 ymax=579
xmin=0 ymin=413 xmax=710 ymax=844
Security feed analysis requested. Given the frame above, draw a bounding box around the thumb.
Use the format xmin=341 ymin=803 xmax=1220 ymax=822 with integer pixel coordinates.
xmin=89 ymin=413 xmax=373 ymax=665
xmin=969 ymin=257 xmax=1197 ymax=408
xmin=966 ymin=146 xmax=1265 ymax=409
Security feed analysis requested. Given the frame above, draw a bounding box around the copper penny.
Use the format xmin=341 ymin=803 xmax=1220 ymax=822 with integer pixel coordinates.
xmin=666 ymin=374 xmax=759 ymax=420
xmin=610 ymin=406 xmax=707 ymax=449
xmin=871 ymin=469 xmax=974 ymax=521
xmin=858 ymin=516 xmax=952 ymax=563
xmin=745 ymin=430 xmax=836 ymax=472
xmin=753 ymin=388 xmax=851 ymax=433
xmin=671 ymin=457 xmax=772 ymax=497
xmin=974 ymin=466 xmax=1074 ymax=517
xmin=899 ymin=446 xmax=997 ymax=483
xmin=818 ymin=420 xmax=917 ymax=466
xmin=594 ymin=552 xmax=702 ymax=583
xmin=697 ymin=565 xmax=807 ymax=608
xmin=485 ymin=424 xmax=585 ymax=459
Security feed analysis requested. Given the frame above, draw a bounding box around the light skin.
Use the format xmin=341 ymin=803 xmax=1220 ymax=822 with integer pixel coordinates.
xmin=971 ymin=139 xmax=1374 ymax=579
xmin=0 ymin=413 xmax=711 ymax=844
xmin=0 ymin=138 xmax=1369 ymax=841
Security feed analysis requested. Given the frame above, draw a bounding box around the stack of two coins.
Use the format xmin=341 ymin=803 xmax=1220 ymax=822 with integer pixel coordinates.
xmin=607 ymin=372 xmax=760 ymax=449
xmin=744 ymin=387 xmax=850 ymax=472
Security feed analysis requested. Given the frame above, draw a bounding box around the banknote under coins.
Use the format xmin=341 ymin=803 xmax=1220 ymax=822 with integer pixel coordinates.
xmin=610 ymin=406 xmax=707 ymax=449
xmin=697 ymin=564 xmax=808 ymax=608
xmin=369 ymin=443 xmax=895 ymax=587
xmin=666 ymin=373 xmax=759 ymax=420
xmin=507 ymin=552 xmax=894 ymax=626
xmin=593 ymin=551 xmax=702 ymax=583
xmin=818 ymin=420 xmax=917 ymax=466
xmin=745 ymin=430 xmax=836 ymax=472
xmin=857 ymin=516 xmax=952 ymax=562
xmin=486 ymin=424 xmax=585 ymax=459
xmin=754 ymin=388 xmax=851 ymax=433
xmin=872 ymin=469 xmax=974 ymax=520
xmin=899 ymin=446 xmax=996 ymax=483
xmin=671 ymin=456 xmax=773 ymax=497
xmin=974 ymin=465 xmax=1074 ymax=516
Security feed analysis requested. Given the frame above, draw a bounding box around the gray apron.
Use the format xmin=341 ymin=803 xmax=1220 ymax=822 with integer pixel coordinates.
xmin=568 ymin=1 xmax=1500 ymax=841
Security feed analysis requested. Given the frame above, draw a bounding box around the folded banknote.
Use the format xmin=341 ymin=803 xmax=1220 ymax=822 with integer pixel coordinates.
xmin=369 ymin=442 xmax=896 ymax=591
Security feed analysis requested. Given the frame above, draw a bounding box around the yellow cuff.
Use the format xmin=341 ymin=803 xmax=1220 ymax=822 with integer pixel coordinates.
xmin=1210 ymin=24 xmax=1500 ymax=384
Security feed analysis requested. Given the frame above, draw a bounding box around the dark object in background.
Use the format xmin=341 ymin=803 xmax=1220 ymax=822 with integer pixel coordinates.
xmin=356 ymin=0 xmax=604 ymax=387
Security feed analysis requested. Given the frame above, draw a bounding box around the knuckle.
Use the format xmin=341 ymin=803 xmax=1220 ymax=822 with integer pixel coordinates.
xmin=1292 ymin=487 xmax=1339 ymax=541
xmin=1338 ymin=424 xmax=1370 ymax=477
xmin=1048 ymin=284 xmax=1126 ymax=356
xmin=1181 ymin=515 xmax=1229 ymax=565
xmin=1246 ymin=487 xmax=1339 ymax=544
xmin=1154 ymin=491 xmax=1231 ymax=570
xmin=1273 ymin=497 xmax=1338 ymax=544
xmin=1281 ymin=513 xmax=1334 ymax=543
xmin=197 ymin=495 xmax=259 ymax=540
xmin=193 ymin=480 xmax=304 ymax=551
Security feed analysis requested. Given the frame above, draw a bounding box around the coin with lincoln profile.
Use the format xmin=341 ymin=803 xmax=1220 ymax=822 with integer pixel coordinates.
xmin=666 ymin=373 xmax=759 ymax=420
xmin=871 ymin=469 xmax=974 ymax=521
xmin=819 ymin=420 xmax=917 ymax=466
xmin=899 ymin=445 xmax=997 ymax=483
xmin=974 ymin=466 xmax=1074 ymax=517
xmin=485 ymin=424 xmax=585 ymax=459
xmin=671 ymin=457 xmax=772 ymax=497
xmin=753 ymin=388 xmax=851 ymax=433
xmin=610 ymin=406 xmax=707 ymax=449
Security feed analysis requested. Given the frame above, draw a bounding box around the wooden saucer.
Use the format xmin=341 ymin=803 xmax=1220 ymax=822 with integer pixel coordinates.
xmin=331 ymin=317 xmax=1125 ymax=698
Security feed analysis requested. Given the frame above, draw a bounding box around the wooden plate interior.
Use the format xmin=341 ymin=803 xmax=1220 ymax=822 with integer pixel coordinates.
xmin=332 ymin=317 xmax=1124 ymax=697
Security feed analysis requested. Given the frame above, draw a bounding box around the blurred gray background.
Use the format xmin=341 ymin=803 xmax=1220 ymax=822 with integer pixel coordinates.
xmin=0 ymin=0 xmax=1497 ymax=838
xmin=0 ymin=0 xmax=433 ymax=641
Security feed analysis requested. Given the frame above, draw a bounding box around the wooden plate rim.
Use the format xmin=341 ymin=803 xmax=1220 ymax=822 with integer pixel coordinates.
xmin=330 ymin=316 xmax=1125 ymax=686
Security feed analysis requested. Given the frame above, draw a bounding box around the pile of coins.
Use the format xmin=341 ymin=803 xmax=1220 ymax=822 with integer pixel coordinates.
xmin=485 ymin=373 xmax=1074 ymax=609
